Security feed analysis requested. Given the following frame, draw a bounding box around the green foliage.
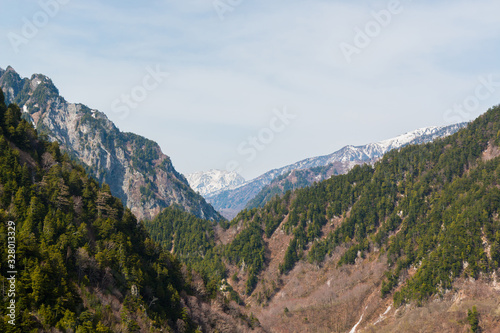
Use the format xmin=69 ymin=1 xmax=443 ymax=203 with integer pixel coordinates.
xmin=280 ymin=238 xmax=299 ymax=274
xmin=224 ymin=222 xmax=265 ymax=294
xmin=126 ymin=132 xmax=160 ymax=176
xmin=0 ymin=91 xmax=193 ymax=331
xmin=146 ymin=194 xmax=288 ymax=297
xmin=467 ymin=306 xmax=480 ymax=332
xmin=29 ymin=78 xmax=60 ymax=113
xmin=144 ymin=206 xmax=226 ymax=297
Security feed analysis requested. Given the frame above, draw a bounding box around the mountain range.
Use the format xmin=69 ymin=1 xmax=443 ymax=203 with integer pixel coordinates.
xmin=2 ymin=64 xmax=500 ymax=332
xmin=0 ymin=66 xmax=467 ymax=223
xmin=194 ymin=123 xmax=467 ymax=219
xmin=147 ymin=103 xmax=500 ymax=332
xmin=0 ymin=66 xmax=222 ymax=221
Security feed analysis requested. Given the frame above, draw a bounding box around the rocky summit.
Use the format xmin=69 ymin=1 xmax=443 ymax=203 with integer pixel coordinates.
xmin=0 ymin=66 xmax=223 ymax=221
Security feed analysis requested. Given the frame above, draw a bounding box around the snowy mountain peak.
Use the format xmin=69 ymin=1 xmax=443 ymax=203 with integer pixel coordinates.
xmin=201 ymin=122 xmax=468 ymax=219
xmin=376 ymin=123 xmax=466 ymax=153
xmin=376 ymin=125 xmax=445 ymax=151
xmin=328 ymin=123 xmax=468 ymax=164
xmin=186 ymin=169 xmax=245 ymax=196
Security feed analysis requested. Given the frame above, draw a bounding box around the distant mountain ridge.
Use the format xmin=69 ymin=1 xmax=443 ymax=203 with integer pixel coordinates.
xmin=0 ymin=66 xmax=223 ymax=221
xmin=274 ymin=124 xmax=468 ymax=170
xmin=186 ymin=169 xmax=245 ymax=196
xmin=202 ymin=123 xmax=468 ymax=219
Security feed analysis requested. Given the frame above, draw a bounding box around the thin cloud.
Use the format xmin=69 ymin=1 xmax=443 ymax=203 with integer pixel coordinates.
xmin=1 ymin=0 xmax=500 ymax=178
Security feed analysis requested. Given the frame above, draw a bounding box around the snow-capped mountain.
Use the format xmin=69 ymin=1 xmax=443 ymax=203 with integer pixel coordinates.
xmin=186 ymin=170 xmax=245 ymax=196
xmin=290 ymin=124 xmax=467 ymax=170
xmin=203 ymin=123 xmax=468 ymax=219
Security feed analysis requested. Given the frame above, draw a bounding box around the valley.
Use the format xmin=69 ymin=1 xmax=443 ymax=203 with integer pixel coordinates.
xmin=1 ymin=68 xmax=499 ymax=332
xmin=3 ymin=1 xmax=500 ymax=332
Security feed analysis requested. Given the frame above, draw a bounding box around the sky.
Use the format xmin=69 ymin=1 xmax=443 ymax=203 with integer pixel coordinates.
xmin=2 ymin=0 xmax=500 ymax=180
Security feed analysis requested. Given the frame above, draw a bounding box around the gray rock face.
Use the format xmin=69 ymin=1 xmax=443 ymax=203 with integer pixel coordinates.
xmin=0 ymin=67 xmax=223 ymax=221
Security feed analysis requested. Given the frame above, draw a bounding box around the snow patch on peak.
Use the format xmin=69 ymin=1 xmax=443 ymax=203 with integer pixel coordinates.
xmin=327 ymin=123 xmax=468 ymax=165
xmin=377 ymin=126 xmax=439 ymax=149
xmin=30 ymin=77 xmax=43 ymax=90
xmin=186 ymin=169 xmax=245 ymax=196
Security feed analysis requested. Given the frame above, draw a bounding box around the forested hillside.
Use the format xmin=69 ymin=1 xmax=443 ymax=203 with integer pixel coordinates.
xmin=234 ymin=106 xmax=500 ymax=302
xmin=144 ymin=207 xmax=228 ymax=297
xmin=148 ymin=104 xmax=500 ymax=332
xmin=0 ymin=91 xmax=255 ymax=332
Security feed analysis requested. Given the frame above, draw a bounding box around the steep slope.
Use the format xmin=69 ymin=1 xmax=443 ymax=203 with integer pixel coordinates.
xmin=0 ymin=66 xmax=222 ymax=221
xmin=148 ymin=104 xmax=500 ymax=332
xmin=186 ymin=169 xmax=245 ymax=196
xmin=0 ymin=91 xmax=256 ymax=332
xmin=221 ymin=105 xmax=500 ymax=332
xmin=206 ymin=123 xmax=467 ymax=219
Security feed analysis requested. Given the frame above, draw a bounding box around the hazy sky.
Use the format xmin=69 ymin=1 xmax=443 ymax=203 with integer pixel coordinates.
xmin=2 ymin=0 xmax=500 ymax=179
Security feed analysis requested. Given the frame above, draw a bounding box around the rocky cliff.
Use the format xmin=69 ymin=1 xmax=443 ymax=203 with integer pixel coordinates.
xmin=0 ymin=66 xmax=223 ymax=221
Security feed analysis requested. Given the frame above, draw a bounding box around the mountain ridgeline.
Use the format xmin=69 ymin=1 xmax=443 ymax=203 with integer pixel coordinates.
xmin=148 ymin=105 xmax=500 ymax=331
xmin=245 ymin=163 xmax=340 ymax=209
xmin=203 ymin=123 xmax=467 ymax=219
xmin=0 ymin=66 xmax=222 ymax=221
